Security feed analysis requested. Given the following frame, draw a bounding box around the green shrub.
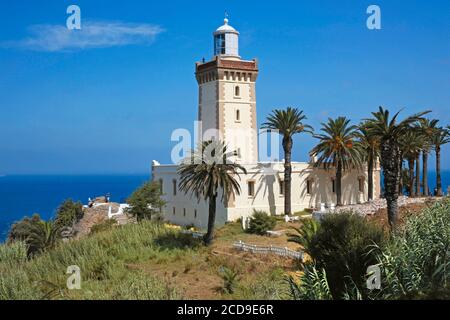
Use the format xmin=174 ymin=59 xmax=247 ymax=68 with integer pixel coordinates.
xmin=287 ymin=219 xmax=320 ymax=256
xmin=287 ymin=263 xmax=332 ymax=300
xmin=372 ymin=199 xmax=450 ymax=299
xmin=247 ymin=210 xmax=277 ymax=235
xmin=7 ymin=214 xmax=42 ymax=242
xmin=219 ymin=266 xmax=240 ymax=294
xmin=54 ymin=199 xmax=83 ymax=230
xmin=309 ymin=212 xmax=385 ymax=299
xmin=126 ymin=181 xmax=166 ymax=222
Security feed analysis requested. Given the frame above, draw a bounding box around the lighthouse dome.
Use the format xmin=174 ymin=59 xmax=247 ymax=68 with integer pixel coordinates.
xmin=213 ymin=18 xmax=240 ymax=58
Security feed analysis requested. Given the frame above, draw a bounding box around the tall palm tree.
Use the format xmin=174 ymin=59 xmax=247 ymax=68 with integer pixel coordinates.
xmin=399 ymin=129 xmax=425 ymax=197
xmin=365 ymin=107 xmax=429 ymax=230
xmin=432 ymin=127 xmax=450 ymax=196
xmin=310 ymin=117 xmax=363 ymax=206
xmin=357 ymin=123 xmax=380 ymax=201
xmin=178 ymin=140 xmax=246 ymax=245
xmin=419 ymin=119 xmax=439 ymax=196
xmin=262 ymin=107 xmax=312 ymax=215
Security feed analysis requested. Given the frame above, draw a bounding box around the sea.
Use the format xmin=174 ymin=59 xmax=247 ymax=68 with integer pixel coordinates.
xmin=0 ymin=172 xmax=449 ymax=242
xmin=0 ymin=174 xmax=150 ymax=242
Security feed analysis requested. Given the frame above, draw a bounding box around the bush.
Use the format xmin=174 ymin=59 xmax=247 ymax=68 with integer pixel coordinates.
xmin=126 ymin=181 xmax=166 ymax=222
xmin=7 ymin=214 xmax=43 ymax=242
xmin=309 ymin=212 xmax=385 ymax=299
xmin=372 ymin=199 xmax=450 ymax=299
xmin=54 ymin=199 xmax=83 ymax=230
xmin=287 ymin=219 xmax=320 ymax=256
xmin=247 ymin=210 xmax=277 ymax=235
xmin=218 ymin=266 xmax=240 ymax=294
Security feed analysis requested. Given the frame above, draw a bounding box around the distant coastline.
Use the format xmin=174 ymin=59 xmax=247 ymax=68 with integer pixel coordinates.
xmin=0 ymin=174 xmax=150 ymax=241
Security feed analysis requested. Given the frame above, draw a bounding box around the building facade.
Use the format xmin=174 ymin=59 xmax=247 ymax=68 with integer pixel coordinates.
xmin=152 ymin=18 xmax=381 ymax=229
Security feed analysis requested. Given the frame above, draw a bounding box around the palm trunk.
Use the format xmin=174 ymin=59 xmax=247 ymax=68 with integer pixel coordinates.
xmin=436 ymin=146 xmax=443 ymax=196
xmin=408 ymin=158 xmax=414 ymax=197
xmin=336 ymin=161 xmax=343 ymax=206
xmin=283 ymin=137 xmax=292 ymax=216
xmin=415 ymin=154 xmax=421 ymax=196
xmin=398 ymin=154 xmax=404 ymax=195
xmin=422 ymin=151 xmax=428 ymax=196
xmin=368 ymin=155 xmax=374 ymax=201
xmin=380 ymin=139 xmax=400 ymax=231
xmin=204 ymin=194 xmax=217 ymax=245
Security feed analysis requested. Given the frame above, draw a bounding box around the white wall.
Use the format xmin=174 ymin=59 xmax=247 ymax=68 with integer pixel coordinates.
xmin=152 ymin=162 xmax=381 ymax=228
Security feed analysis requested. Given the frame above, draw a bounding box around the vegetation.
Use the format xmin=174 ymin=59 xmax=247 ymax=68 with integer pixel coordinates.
xmin=53 ymin=199 xmax=84 ymax=230
xmin=262 ymin=107 xmax=312 ymax=215
xmin=288 ymin=199 xmax=450 ymax=300
xmin=246 ymin=210 xmax=277 ymax=235
xmin=357 ymin=123 xmax=380 ymax=201
xmin=371 ymin=199 xmax=450 ymax=299
xmin=308 ymin=212 xmax=384 ymax=299
xmin=287 ymin=219 xmax=320 ymax=256
xmin=433 ymin=127 xmax=450 ymax=196
xmin=7 ymin=214 xmax=60 ymax=257
xmin=126 ymin=181 xmax=165 ymax=222
xmin=178 ymin=140 xmax=246 ymax=245
xmin=364 ymin=107 xmax=429 ymax=229
xmin=418 ymin=119 xmax=439 ymax=196
xmin=311 ymin=117 xmax=362 ymax=206
xmin=0 ymin=222 xmax=188 ymax=300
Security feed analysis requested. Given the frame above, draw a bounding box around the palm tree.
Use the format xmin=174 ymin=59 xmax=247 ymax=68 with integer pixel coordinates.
xmin=399 ymin=129 xmax=425 ymax=197
xmin=262 ymin=107 xmax=313 ymax=215
xmin=365 ymin=107 xmax=429 ymax=230
xmin=310 ymin=117 xmax=363 ymax=206
xmin=419 ymin=119 xmax=439 ymax=197
xmin=357 ymin=123 xmax=380 ymax=201
xmin=26 ymin=221 xmax=60 ymax=256
xmin=432 ymin=127 xmax=450 ymax=196
xmin=178 ymin=140 xmax=246 ymax=245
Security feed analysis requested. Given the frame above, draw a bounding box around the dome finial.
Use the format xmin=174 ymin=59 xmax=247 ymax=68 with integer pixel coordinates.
xmin=224 ymin=11 xmax=229 ymax=24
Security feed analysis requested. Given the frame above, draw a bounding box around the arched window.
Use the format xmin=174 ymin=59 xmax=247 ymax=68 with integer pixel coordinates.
xmin=235 ymin=86 xmax=240 ymax=97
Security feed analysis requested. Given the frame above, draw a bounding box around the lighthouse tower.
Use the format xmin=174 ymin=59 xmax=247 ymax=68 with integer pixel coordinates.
xmin=195 ymin=18 xmax=259 ymax=164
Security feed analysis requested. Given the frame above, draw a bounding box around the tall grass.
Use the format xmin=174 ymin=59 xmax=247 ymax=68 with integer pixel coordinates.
xmin=0 ymin=221 xmax=195 ymax=300
xmin=372 ymin=199 xmax=450 ymax=299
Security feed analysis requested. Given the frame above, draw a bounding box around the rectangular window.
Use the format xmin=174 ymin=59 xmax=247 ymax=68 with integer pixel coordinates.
xmin=159 ymin=179 xmax=163 ymax=193
xmin=172 ymin=207 xmax=176 ymax=215
xmin=306 ymin=180 xmax=312 ymax=195
xmin=248 ymin=181 xmax=255 ymax=197
xmin=194 ymin=209 xmax=197 ymax=218
xmin=332 ymin=179 xmax=336 ymax=194
xmin=358 ymin=178 xmax=365 ymax=193
xmin=173 ymin=179 xmax=177 ymax=196
xmin=279 ymin=180 xmax=284 ymax=196
xmin=183 ymin=208 xmax=186 ymax=217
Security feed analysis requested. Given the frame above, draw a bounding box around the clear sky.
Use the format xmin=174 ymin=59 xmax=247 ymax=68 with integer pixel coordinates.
xmin=0 ymin=0 xmax=449 ymax=174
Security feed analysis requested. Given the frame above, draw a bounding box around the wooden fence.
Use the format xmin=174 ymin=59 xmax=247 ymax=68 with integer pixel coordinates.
xmin=233 ymin=240 xmax=303 ymax=261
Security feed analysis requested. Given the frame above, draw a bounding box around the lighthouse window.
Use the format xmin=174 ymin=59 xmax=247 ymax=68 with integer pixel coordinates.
xmin=236 ymin=109 xmax=240 ymax=121
xmin=214 ymin=34 xmax=226 ymax=55
xmin=173 ymin=179 xmax=177 ymax=196
xmin=235 ymin=86 xmax=240 ymax=97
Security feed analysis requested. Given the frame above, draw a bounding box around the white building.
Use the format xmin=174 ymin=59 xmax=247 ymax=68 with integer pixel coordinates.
xmin=152 ymin=18 xmax=381 ymax=229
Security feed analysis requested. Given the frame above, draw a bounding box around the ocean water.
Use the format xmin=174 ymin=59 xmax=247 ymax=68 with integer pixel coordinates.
xmin=0 ymin=174 xmax=150 ymax=241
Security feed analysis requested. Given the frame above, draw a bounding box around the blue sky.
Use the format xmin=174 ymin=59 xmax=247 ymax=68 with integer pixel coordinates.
xmin=0 ymin=0 xmax=449 ymax=174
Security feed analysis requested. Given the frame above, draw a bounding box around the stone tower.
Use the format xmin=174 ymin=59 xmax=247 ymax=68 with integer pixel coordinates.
xmin=195 ymin=18 xmax=259 ymax=164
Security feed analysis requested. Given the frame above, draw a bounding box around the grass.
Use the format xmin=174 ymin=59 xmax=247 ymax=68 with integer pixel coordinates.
xmin=0 ymin=219 xmax=298 ymax=300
